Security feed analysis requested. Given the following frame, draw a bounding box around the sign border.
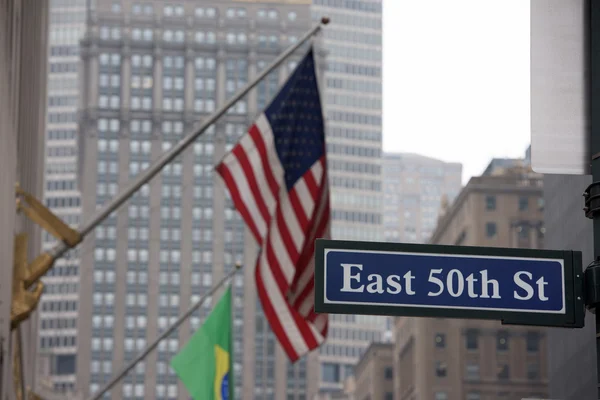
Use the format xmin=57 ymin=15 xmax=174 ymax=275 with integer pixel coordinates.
xmin=314 ymin=239 xmax=585 ymax=328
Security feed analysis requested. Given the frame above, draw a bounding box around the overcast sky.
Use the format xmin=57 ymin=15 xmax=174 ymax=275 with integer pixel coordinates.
xmin=382 ymin=0 xmax=531 ymax=184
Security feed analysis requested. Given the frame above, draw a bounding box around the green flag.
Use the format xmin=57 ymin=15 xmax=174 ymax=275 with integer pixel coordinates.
xmin=171 ymin=286 xmax=233 ymax=400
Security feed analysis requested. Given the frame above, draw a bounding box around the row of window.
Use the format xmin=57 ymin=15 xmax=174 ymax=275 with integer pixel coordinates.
xmin=99 ymin=25 xmax=297 ymax=48
xmin=48 ymin=130 xmax=76 ymax=142
xmin=47 ymin=179 xmax=76 ymax=192
xmin=326 ymin=93 xmax=381 ymax=110
xmin=39 ymin=335 xmax=76 ymax=349
xmin=127 ymin=2 xmax=298 ymax=22
xmin=41 ymin=300 xmax=78 ymax=312
xmin=332 ymin=210 xmax=381 ymax=225
xmin=327 ymin=61 xmax=381 ymax=77
xmin=327 ymin=110 xmax=382 ymax=126
xmin=314 ymin=0 xmax=382 ymax=13
xmin=48 ymin=112 xmax=77 ymax=124
xmin=49 ymin=62 xmax=78 ymax=74
xmin=40 ymin=317 xmax=77 ymax=330
xmin=485 ymin=195 xmax=534 ymax=212
xmin=327 ymin=43 xmax=381 ymax=62
xmin=329 ymin=159 xmax=380 ymax=175
xmin=45 ymin=197 xmax=80 ymax=208
xmin=48 ymin=77 xmax=78 ymax=92
xmin=327 ymin=77 xmax=381 ymax=94
xmin=311 ymin=10 xmax=381 ymax=30
xmin=43 ymin=282 xmax=78 ymax=295
xmin=324 ymin=28 xmax=382 ymax=46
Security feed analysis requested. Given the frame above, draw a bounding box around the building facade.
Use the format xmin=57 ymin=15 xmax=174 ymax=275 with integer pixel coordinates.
xmin=353 ymin=342 xmax=394 ymax=400
xmin=0 ymin=0 xmax=50 ymax=398
xmin=75 ymin=1 xmax=318 ymax=399
xmin=543 ymin=173 xmax=596 ymax=400
xmin=393 ymin=164 xmax=549 ymax=400
xmin=309 ymin=0 xmax=387 ymax=393
xmin=36 ymin=0 xmax=88 ymax=394
xmin=383 ymin=152 xmax=462 ymax=244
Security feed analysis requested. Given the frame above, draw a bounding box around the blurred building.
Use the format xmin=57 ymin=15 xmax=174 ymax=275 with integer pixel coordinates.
xmin=0 ymin=0 xmax=50 ymax=398
xmin=354 ymin=342 xmax=394 ymax=400
xmin=310 ymin=0 xmax=387 ymax=393
xmin=36 ymin=0 xmax=88 ymax=394
xmin=393 ymin=161 xmax=549 ymax=400
xmin=543 ymin=173 xmax=595 ymax=400
xmin=75 ymin=1 xmax=322 ymax=399
xmin=383 ymin=153 xmax=462 ymax=244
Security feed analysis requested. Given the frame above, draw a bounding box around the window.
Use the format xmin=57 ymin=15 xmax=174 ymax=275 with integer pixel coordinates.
xmin=527 ymin=363 xmax=539 ymax=380
xmin=526 ymin=331 xmax=540 ymax=352
xmin=435 ymin=361 xmax=447 ymax=377
xmin=519 ymin=196 xmax=529 ymax=211
xmin=486 ymin=195 xmax=496 ymax=210
xmin=384 ymin=393 xmax=393 ymax=400
xmin=497 ymin=364 xmax=509 ymax=380
xmin=466 ymin=363 xmax=479 ymax=380
xmin=467 ymin=393 xmax=481 ymax=400
xmin=486 ymin=222 xmax=497 ymax=238
xmin=384 ymin=367 xmax=392 ymax=380
xmin=321 ymin=363 xmax=339 ymax=383
xmin=435 ymin=392 xmax=448 ymax=400
xmin=496 ymin=331 xmax=509 ymax=351
xmin=435 ymin=333 xmax=445 ymax=348
xmin=466 ymin=329 xmax=478 ymax=350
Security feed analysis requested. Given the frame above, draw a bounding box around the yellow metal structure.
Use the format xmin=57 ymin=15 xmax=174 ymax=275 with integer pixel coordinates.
xmin=10 ymin=234 xmax=44 ymax=331
xmin=14 ymin=183 xmax=82 ymax=289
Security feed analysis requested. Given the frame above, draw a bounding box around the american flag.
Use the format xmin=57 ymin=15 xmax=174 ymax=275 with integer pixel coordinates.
xmin=215 ymin=46 xmax=330 ymax=362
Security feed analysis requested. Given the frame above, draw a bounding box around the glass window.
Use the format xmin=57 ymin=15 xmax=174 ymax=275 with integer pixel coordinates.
xmin=466 ymin=363 xmax=479 ymax=380
xmin=321 ymin=363 xmax=339 ymax=383
xmin=527 ymin=363 xmax=539 ymax=380
xmin=496 ymin=331 xmax=509 ymax=351
xmin=435 ymin=393 xmax=448 ymax=400
xmin=435 ymin=333 xmax=445 ymax=348
xmin=486 ymin=195 xmax=496 ymax=210
xmin=435 ymin=361 xmax=447 ymax=377
xmin=526 ymin=331 xmax=540 ymax=352
xmin=466 ymin=329 xmax=478 ymax=350
xmin=486 ymin=222 xmax=497 ymax=238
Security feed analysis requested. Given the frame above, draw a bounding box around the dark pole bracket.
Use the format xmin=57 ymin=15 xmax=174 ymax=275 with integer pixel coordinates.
xmin=583 ymin=182 xmax=600 ymax=219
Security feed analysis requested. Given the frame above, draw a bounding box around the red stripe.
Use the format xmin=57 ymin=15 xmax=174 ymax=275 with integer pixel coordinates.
xmin=291 ymin=195 xmax=330 ymax=293
xmin=215 ymin=163 xmax=262 ymax=243
xmin=255 ymin=258 xmax=299 ymax=361
xmin=262 ymin=241 xmax=320 ymax=355
xmin=275 ymin=204 xmax=300 ymax=263
xmin=302 ymin=166 xmax=320 ymax=201
xmin=232 ymin=144 xmax=271 ymax=226
xmin=248 ymin=124 xmax=280 ymax=199
xmin=287 ymin=189 xmax=309 ymax=230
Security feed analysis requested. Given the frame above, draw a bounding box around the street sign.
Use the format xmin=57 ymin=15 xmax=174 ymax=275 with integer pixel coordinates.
xmin=314 ymin=239 xmax=585 ymax=328
xmin=530 ymin=0 xmax=590 ymax=175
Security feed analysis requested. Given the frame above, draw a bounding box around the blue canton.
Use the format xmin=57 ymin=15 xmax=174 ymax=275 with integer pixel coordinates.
xmin=264 ymin=48 xmax=326 ymax=192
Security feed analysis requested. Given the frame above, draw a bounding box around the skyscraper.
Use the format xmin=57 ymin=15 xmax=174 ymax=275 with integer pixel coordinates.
xmin=309 ymin=0 xmax=385 ymax=393
xmin=75 ymin=1 xmax=319 ymax=399
xmin=383 ymin=153 xmax=463 ymax=244
xmin=36 ymin=0 xmax=87 ymax=394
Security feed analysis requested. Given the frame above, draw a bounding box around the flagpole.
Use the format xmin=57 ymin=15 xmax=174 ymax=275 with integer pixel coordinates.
xmin=29 ymin=17 xmax=330 ymax=287
xmin=86 ymin=263 xmax=242 ymax=400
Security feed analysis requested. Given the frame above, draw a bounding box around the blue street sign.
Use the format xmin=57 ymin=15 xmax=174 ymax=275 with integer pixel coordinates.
xmin=314 ymin=239 xmax=585 ymax=328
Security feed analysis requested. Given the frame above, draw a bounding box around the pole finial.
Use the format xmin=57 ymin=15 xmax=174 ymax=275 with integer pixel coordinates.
xmin=235 ymin=262 xmax=242 ymax=270
xmin=321 ymin=16 xmax=330 ymax=25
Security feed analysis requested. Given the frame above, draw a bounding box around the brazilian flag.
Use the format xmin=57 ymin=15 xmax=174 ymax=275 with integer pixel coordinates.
xmin=171 ymin=285 xmax=233 ymax=400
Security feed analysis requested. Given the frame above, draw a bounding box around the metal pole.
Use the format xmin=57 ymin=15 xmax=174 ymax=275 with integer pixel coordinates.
xmin=46 ymin=17 xmax=330 ymax=264
xmin=87 ymin=264 xmax=242 ymax=400
xmin=587 ymin=1 xmax=600 ymax=398
xmin=16 ymin=326 xmax=25 ymax=400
